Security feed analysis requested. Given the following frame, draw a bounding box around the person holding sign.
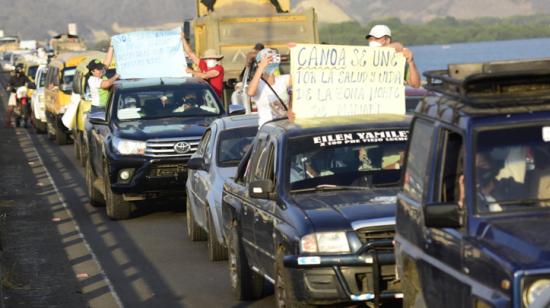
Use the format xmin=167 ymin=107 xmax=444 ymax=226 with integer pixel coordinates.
xmin=181 ymin=37 xmax=225 ymax=99
xmin=247 ymin=48 xmax=291 ymax=126
xmin=366 ymin=25 xmax=421 ymax=88
xmin=87 ymin=48 xmax=119 ymax=113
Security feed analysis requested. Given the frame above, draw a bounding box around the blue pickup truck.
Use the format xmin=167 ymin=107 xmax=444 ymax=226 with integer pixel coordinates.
xmin=221 ymin=115 xmax=411 ymax=306
xmin=396 ymin=59 xmax=550 ymax=308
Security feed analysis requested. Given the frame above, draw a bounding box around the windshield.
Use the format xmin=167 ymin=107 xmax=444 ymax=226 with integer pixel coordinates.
xmin=475 ymin=124 xmax=550 ymax=213
xmin=38 ymin=69 xmax=47 ymax=87
xmin=217 ymin=126 xmax=257 ymax=167
xmin=62 ymin=67 xmax=76 ymax=84
xmin=115 ymin=86 xmax=222 ymax=121
xmin=27 ymin=65 xmax=38 ymax=79
xmin=289 ymin=129 xmax=408 ymax=192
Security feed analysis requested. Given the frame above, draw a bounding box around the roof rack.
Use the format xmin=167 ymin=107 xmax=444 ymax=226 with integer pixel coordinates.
xmin=424 ymin=58 xmax=550 ymax=108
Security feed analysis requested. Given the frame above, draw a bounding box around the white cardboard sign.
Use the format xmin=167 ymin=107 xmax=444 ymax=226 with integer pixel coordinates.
xmin=291 ymin=44 xmax=406 ymax=119
xmin=112 ymin=28 xmax=190 ymax=79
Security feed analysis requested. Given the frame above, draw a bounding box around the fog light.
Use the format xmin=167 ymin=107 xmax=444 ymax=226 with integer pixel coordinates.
xmin=120 ymin=170 xmax=130 ymax=180
xmin=118 ymin=169 xmax=134 ymax=182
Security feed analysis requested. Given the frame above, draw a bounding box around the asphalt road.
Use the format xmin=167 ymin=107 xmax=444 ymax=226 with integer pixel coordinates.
xmin=0 ymin=72 xmax=275 ymax=308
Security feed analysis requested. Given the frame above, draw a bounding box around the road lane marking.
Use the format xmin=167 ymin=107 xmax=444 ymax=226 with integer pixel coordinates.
xmin=24 ymin=130 xmax=124 ymax=308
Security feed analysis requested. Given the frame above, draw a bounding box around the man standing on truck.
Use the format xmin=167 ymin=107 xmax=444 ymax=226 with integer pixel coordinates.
xmin=366 ymin=24 xmax=421 ymax=88
xmin=181 ymin=36 xmax=225 ymax=99
xmin=87 ymin=46 xmax=119 ymax=113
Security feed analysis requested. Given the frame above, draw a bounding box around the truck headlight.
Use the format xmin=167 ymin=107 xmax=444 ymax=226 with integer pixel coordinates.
xmin=300 ymin=232 xmax=350 ymax=254
xmin=523 ymin=279 xmax=550 ymax=307
xmin=113 ymin=137 xmax=146 ymax=155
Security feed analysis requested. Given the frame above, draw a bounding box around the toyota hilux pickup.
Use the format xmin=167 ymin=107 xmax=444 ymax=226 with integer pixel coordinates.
xmin=85 ymin=77 xmax=242 ymax=220
xmin=222 ymin=114 xmax=410 ymax=306
xmin=396 ymin=59 xmax=550 ymax=308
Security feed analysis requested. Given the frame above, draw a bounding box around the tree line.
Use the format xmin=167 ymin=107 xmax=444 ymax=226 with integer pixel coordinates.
xmin=319 ymin=14 xmax=550 ymax=46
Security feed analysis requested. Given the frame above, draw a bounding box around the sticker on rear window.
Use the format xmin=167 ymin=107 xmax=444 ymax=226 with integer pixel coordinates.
xmin=543 ymin=127 xmax=550 ymax=142
xmin=312 ymin=130 xmax=408 ymax=147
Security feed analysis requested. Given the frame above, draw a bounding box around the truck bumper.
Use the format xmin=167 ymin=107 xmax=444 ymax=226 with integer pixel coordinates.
xmin=283 ymin=239 xmax=402 ymax=305
xmin=106 ymin=155 xmax=189 ymax=196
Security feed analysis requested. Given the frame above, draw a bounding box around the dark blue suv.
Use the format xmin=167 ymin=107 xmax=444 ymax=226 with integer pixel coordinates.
xmin=396 ymin=59 xmax=550 ymax=308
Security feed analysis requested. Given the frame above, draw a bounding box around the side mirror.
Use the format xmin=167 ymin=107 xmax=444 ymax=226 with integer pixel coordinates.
xmin=228 ymin=104 xmax=245 ymax=115
xmin=88 ymin=112 xmax=107 ymax=125
xmin=424 ymin=203 xmax=462 ymax=228
xmin=187 ymin=157 xmax=207 ymax=171
xmin=249 ymin=179 xmax=274 ymax=199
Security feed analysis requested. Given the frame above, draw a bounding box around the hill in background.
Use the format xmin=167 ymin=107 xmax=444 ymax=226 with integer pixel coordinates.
xmin=1 ymin=0 xmax=550 ymax=42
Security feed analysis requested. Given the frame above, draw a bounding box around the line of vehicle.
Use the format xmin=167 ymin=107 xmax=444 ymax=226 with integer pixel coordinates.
xmin=24 ymin=130 xmax=124 ymax=308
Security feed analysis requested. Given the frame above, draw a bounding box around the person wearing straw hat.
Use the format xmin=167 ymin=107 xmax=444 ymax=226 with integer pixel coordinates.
xmin=182 ymin=36 xmax=225 ymax=98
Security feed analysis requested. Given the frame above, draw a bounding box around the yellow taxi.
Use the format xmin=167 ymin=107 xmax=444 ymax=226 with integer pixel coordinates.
xmin=44 ymin=52 xmax=91 ymax=144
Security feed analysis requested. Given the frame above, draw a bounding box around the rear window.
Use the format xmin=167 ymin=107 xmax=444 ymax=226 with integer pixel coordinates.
xmin=216 ymin=126 xmax=258 ymax=167
xmin=62 ymin=67 xmax=76 ymax=85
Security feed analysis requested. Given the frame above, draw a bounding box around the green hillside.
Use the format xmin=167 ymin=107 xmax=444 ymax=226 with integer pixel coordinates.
xmin=320 ymin=14 xmax=550 ymax=46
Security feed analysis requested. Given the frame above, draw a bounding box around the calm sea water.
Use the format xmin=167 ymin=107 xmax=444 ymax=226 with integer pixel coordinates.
xmin=409 ymin=37 xmax=550 ymax=76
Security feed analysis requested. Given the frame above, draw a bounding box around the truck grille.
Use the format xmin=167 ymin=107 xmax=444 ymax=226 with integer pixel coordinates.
xmin=145 ymin=137 xmax=201 ymax=158
xmin=355 ymin=225 xmax=395 ymax=244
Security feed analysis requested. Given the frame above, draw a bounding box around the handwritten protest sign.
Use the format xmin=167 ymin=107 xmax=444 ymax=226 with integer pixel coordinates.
xmin=291 ymin=44 xmax=406 ymax=118
xmin=112 ymin=28 xmax=190 ymax=79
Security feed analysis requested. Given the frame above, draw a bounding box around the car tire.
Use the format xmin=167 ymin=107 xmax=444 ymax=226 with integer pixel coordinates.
xmin=73 ymin=131 xmax=81 ymax=161
xmin=86 ymin=159 xmax=104 ymax=207
xmin=275 ymin=248 xmax=311 ymax=308
xmin=55 ymin=121 xmax=68 ymax=145
xmin=33 ymin=114 xmax=46 ymax=134
xmin=79 ymin=138 xmax=87 ymax=168
xmin=206 ymin=207 xmax=228 ymax=261
xmin=186 ymin=196 xmax=207 ymax=241
xmin=228 ymin=222 xmax=265 ymax=300
xmin=104 ymin=162 xmax=132 ymax=220
xmin=46 ymin=117 xmax=55 ymax=140
xmin=401 ymin=257 xmax=427 ymax=308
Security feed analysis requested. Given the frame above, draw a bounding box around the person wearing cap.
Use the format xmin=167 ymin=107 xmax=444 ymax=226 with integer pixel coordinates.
xmin=5 ymin=64 xmax=33 ymax=127
xmin=181 ymin=37 xmax=225 ymax=98
xmin=366 ymin=24 xmax=421 ymax=88
xmin=247 ymin=48 xmax=291 ymax=126
xmin=87 ymin=51 xmax=119 ymax=113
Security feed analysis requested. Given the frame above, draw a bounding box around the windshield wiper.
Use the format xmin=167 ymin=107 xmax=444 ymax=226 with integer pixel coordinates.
xmin=292 ymin=184 xmax=370 ymax=193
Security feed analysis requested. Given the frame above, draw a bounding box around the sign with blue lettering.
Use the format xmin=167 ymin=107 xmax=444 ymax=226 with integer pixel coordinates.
xmin=291 ymin=44 xmax=406 ymax=118
xmin=112 ymin=28 xmax=190 ymax=79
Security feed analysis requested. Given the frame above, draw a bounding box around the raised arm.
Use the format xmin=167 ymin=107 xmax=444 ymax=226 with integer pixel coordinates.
xmin=247 ymin=54 xmax=270 ymax=97
xmin=100 ymin=74 xmax=120 ymax=89
xmin=401 ymin=48 xmax=421 ymax=88
xmin=181 ymin=34 xmax=200 ymax=66
xmin=103 ymin=45 xmax=114 ymax=67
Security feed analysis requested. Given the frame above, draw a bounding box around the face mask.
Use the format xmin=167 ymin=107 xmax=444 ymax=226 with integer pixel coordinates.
xmin=265 ymin=63 xmax=279 ymax=75
xmin=206 ymin=59 xmax=218 ymax=68
xmin=369 ymin=41 xmax=383 ymax=47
